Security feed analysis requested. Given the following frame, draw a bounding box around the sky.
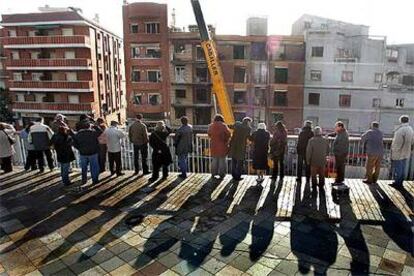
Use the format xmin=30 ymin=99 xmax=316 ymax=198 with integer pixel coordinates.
xmin=0 ymin=0 xmax=413 ymax=44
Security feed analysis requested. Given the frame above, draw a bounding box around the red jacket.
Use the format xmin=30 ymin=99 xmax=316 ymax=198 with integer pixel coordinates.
xmin=208 ymin=121 xmax=231 ymax=157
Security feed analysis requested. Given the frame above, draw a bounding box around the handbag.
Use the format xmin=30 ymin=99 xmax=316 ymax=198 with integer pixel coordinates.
xmin=2 ymin=130 xmax=15 ymax=145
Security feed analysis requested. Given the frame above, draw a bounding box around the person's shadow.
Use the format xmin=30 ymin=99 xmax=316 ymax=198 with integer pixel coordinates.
xmin=290 ymin=182 xmax=338 ymax=275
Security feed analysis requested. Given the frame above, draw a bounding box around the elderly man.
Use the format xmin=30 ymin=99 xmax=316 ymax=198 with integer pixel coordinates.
xmin=229 ymin=117 xmax=252 ymax=181
xmin=361 ymin=122 xmax=384 ymax=184
xmin=104 ymin=121 xmax=126 ymax=177
xmin=390 ymin=115 xmax=414 ymax=188
xmin=306 ymin=127 xmax=329 ymax=187
xmin=330 ymin=121 xmax=349 ymax=184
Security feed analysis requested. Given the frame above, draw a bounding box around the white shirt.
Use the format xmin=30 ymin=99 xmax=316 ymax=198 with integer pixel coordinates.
xmin=104 ymin=126 xmax=125 ymax=153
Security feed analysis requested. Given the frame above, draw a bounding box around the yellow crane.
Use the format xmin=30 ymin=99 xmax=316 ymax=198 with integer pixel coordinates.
xmin=190 ymin=0 xmax=235 ymax=125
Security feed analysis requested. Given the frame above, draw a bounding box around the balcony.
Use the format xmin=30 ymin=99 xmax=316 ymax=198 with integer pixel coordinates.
xmin=13 ymin=102 xmax=94 ymax=114
xmin=6 ymin=59 xmax=92 ymax=70
xmin=1 ymin=36 xmax=91 ymax=48
xmin=9 ymin=81 xmax=93 ymax=92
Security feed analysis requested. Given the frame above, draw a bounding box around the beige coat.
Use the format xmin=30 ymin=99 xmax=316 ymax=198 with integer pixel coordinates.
xmin=391 ymin=123 xmax=414 ymax=160
xmin=0 ymin=125 xmax=16 ymax=158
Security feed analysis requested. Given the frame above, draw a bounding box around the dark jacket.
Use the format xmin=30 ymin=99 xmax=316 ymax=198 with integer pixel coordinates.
xmin=51 ymin=133 xmax=75 ymax=163
xmin=174 ymin=124 xmax=193 ymax=155
xmin=333 ymin=129 xmax=349 ymax=156
xmin=361 ymin=128 xmax=384 ymax=157
xmin=296 ymin=126 xmax=314 ymax=155
xmin=72 ymin=129 xmax=101 ymax=156
xmin=251 ymin=129 xmax=271 ymax=170
xmin=128 ymin=120 xmax=149 ymax=146
xmin=306 ymin=135 xmax=330 ymax=167
xmin=150 ymin=128 xmax=172 ymax=166
xmin=229 ymin=122 xmax=251 ymax=160
xmin=270 ymin=129 xmax=287 ymax=159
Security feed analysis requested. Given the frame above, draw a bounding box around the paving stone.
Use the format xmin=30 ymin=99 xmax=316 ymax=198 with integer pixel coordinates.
xmin=201 ymin=257 xmax=226 ymax=274
xmin=24 ymin=269 xmax=43 ymax=276
xmin=139 ymin=261 xmax=168 ymax=275
xmin=274 ymin=260 xmax=298 ymax=275
xmin=67 ymin=259 xmax=96 ymax=274
xmin=39 ymin=260 xmax=67 ymax=275
xmin=378 ymin=258 xmax=404 ymax=274
xmin=383 ymin=249 xmax=407 ymax=264
xmin=216 ymin=265 xmax=244 ymax=276
xmin=51 ymin=267 xmax=76 ymax=276
xmin=78 ymin=266 xmax=107 ymax=276
xmin=100 ymin=256 xmax=126 ymax=273
xmin=402 ymin=265 xmax=414 ymax=276
xmin=187 ymin=267 xmax=213 ymax=276
xmin=228 ymin=254 xmax=254 ymax=272
xmin=90 ymin=249 xmax=115 ymax=264
xmin=107 ymin=241 xmax=131 ymax=255
xmin=159 ymin=269 xmax=180 ymax=276
xmin=158 ymin=253 xmax=182 ymax=268
xmin=119 ymin=247 xmax=141 ymax=262
xmin=171 ymin=260 xmax=197 ymax=275
xmin=246 ymin=262 xmax=273 ymax=276
xmin=109 ymin=263 xmax=137 ymax=276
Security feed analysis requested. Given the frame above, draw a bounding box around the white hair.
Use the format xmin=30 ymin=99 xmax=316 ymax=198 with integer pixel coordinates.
xmin=258 ymin=123 xmax=266 ymax=130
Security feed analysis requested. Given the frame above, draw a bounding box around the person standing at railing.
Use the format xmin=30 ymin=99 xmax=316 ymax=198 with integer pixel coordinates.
xmin=0 ymin=122 xmax=16 ymax=174
xmin=72 ymin=122 xmax=102 ymax=185
xmin=129 ymin=114 xmax=150 ymax=175
xmin=390 ymin=115 xmax=414 ymax=188
xmin=51 ymin=114 xmax=67 ymax=133
xmin=296 ymin=120 xmax=314 ymax=184
xmin=306 ymin=127 xmax=329 ymax=188
xmin=270 ymin=121 xmax=288 ymax=182
xmin=94 ymin=118 xmax=107 ymax=174
xmin=50 ymin=125 xmax=75 ymax=188
xmin=250 ymin=122 xmax=270 ymax=183
xmin=104 ymin=121 xmax=126 ymax=177
xmin=149 ymin=121 xmax=172 ymax=181
xmin=28 ymin=117 xmax=55 ymax=173
xmin=174 ymin=116 xmax=193 ymax=179
xmin=229 ymin=117 xmax=252 ymax=181
xmin=20 ymin=122 xmax=38 ymax=171
xmin=361 ymin=122 xmax=384 ymax=184
xmin=208 ymin=115 xmax=231 ymax=180
xmin=329 ymin=121 xmax=349 ymax=185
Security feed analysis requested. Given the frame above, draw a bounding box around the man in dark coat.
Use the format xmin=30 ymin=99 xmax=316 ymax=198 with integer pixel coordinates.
xmin=51 ymin=126 xmax=75 ymax=186
xmin=330 ymin=121 xmax=349 ymax=184
xmin=149 ymin=121 xmax=172 ymax=181
xmin=296 ymin=121 xmax=314 ymax=183
xmin=28 ymin=117 xmax=55 ymax=172
xmin=229 ymin=117 xmax=252 ymax=181
xmin=174 ymin=116 xmax=193 ymax=178
xmin=361 ymin=122 xmax=384 ymax=184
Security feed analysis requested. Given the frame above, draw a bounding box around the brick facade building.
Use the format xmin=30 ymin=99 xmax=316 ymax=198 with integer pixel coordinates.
xmin=0 ymin=8 xmax=125 ymax=127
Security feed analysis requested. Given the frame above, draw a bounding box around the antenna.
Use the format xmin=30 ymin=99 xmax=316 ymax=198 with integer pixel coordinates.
xmin=171 ymin=8 xmax=176 ymax=28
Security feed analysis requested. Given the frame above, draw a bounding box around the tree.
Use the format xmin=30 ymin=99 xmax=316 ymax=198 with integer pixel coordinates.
xmin=0 ymin=88 xmax=14 ymax=123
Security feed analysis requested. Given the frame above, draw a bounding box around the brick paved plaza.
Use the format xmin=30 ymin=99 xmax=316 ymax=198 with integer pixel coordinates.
xmin=0 ymin=169 xmax=413 ymax=275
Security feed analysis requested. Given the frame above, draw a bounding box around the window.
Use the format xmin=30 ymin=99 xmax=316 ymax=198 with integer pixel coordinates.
xmin=175 ymin=107 xmax=186 ymax=119
xmin=146 ymin=47 xmax=161 ymax=58
xmin=148 ymin=93 xmax=161 ymax=105
xmin=42 ymin=93 xmax=54 ymax=103
xmin=386 ymin=49 xmax=399 ymax=60
xmin=196 ymin=46 xmax=205 ymax=60
xmin=68 ymin=95 xmax=79 ymax=104
xmin=274 ymin=91 xmax=287 ymax=106
xmin=310 ymin=70 xmax=321 ymax=81
xmin=28 ymin=30 xmax=36 ymax=37
xmin=130 ymin=24 xmax=138 ymax=33
xmin=24 ymin=93 xmax=35 ymax=102
xmin=341 ymin=71 xmax=353 ymax=82
xmin=131 ymin=44 xmax=140 ymax=58
xmin=233 ymin=90 xmax=247 ymax=104
xmin=272 ymin=113 xmax=284 ymax=123
xmin=66 ymin=72 xmax=77 ymax=81
xmin=131 ymin=68 xmax=140 ymax=82
xmin=254 ymin=87 xmax=266 ymax=105
xmin=133 ymin=93 xmax=143 ymax=105
xmin=274 ymin=67 xmax=288 ymax=83
xmin=13 ymin=72 xmax=22 ymax=81
xmin=337 ymin=118 xmax=349 ymax=129
xmin=176 ymin=89 xmax=186 ymax=98
xmin=11 ymin=51 xmax=19 ymax=60
xmin=195 ymin=87 xmax=208 ymax=103
xmin=372 ymin=98 xmax=381 ymax=108
xmin=64 ymin=51 xmax=75 ymax=59
xmin=145 ymin=23 xmax=160 ymax=34
xmin=339 ymin=95 xmax=351 ymax=107
xmin=234 ymin=67 xmax=247 ymax=83
xmin=32 ymin=72 xmax=43 ymax=81
xmin=8 ymin=30 xmax=16 ymax=37
xmin=174 ymin=43 xmax=186 ymax=53
xmin=251 ymin=42 xmax=267 ymax=60
xmin=233 ymin=45 xmax=245 ymax=59
xmin=402 ymin=75 xmax=414 ymax=86
xmin=311 ymin=46 xmax=324 ymax=57
xmin=62 ymin=28 xmax=73 ymax=36
xmin=395 ymin=98 xmax=404 ymax=108
xmin=175 ymin=66 xmax=186 ymax=83
xmin=147 ymin=70 xmax=161 ymax=82
xmin=308 ymin=93 xmax=320 ymax=105
xmin=307 ymin=116 xmax=319 ymax=125
xmin=30 ymin=51 xmax=40 ymax=59
xmin=253 ymin=62 xmax=267 ymax=84
xmin=375 ymin=73 xmax=383 ymax=83
xmin=195 ymin=67 xmax=209 ymax=82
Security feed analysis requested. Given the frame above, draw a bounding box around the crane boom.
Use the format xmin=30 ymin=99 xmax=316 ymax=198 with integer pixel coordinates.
xmin=190 ymin=0 xmax=235 ymax=125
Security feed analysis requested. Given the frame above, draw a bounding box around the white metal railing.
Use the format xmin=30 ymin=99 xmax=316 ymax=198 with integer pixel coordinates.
xmin=11 ymin=133 xmax=414 ymax=180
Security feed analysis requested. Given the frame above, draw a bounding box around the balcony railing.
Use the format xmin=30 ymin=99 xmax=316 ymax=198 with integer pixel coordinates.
xmin=11 ymin=134 xmax=414 ymax=180
xmin=1 ymin=35 xmax=91 ymax=47
xmin=6 ymin=59 xmax=92 ymax=68
xmin=12 ymin=102 xmax=94 ymax=112
xmin=9 ymin=81 xmax=93 ymax=90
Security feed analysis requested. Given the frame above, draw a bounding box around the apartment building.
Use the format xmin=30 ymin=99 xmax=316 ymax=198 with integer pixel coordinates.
xmin=292 ymin=14 xmax=413 ymax=135
xmin=0 ymin=7 xmax=125 ymax=127
xmin=122 ymin=2 xmax=170 ymax=121
xmin=0 ymin=28 xmax=7 ymax=90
